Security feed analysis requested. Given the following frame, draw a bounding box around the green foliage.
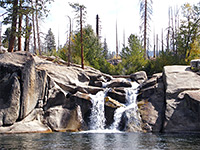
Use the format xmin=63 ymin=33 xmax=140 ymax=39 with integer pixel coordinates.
xmin=143 ymin=52 xmax=186 ymax=76
xmin=119 ymin=34 xmax=147 ymax=75
xmin=175 ymin=3 xmax=200 ymax=62
xmin=41 ymin=2 xmax=200 ymax=77
xmin=102 ymin=38 xmax=109 ymax=59
xmin=69 ymin=2 xmax=87 ymax=29
xmin=2 ymin=27 xmax=11 ymax=48
xmin=71 ymin=25 xmax=103 ymax=67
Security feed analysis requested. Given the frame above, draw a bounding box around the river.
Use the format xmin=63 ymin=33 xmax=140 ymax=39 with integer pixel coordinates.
xmin=0 ymin=132 xmax=200 ymax=149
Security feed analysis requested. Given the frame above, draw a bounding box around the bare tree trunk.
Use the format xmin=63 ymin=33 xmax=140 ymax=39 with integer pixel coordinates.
xmin=80 ymin=7 xmax=84 ymax=69
xmin=24 ymin=15 xmax=32 ymax=52
xmin=18 ymin=0 xmax=23 ymax=51
xmin=31 ymin=1 xmax=36 ymax=54
xmin=156 ymin=34 xmax=158 ymax=57
xmin=167 ymin=7 xmax=171 ymax=52
xmin=171 ymin=8 xmax=175 ymax=53
xmin=0 ymin=22 xmax=2 ymax=51
xmin=186 ymin=17 xmax=191 ymax=59
xmin=116 ymin=21 xmax=118 ymax=58
xmin=162 ymin=29 xmax=164 ymax=52
xmin=143 ymin=0 xmax=147 ymax=59
xmin=67 ymin=16 xmax=71 ymax=66
xmin=96 ymin=14 xmax=99 ymax=39
xmin=174 ymin=6 xmax=179 ymax=55
xmin=8 ymin=0 xmax=18 ymax=52
xmin=153 ymin=32 xmax=156 ymax=58
xmin=36 ymin=0 xmax=41 ymax=55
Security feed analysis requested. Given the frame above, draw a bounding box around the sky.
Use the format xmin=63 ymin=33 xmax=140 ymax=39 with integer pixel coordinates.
xmin=0 ymin=0 xmax=199 ymax=53
xmin=44 ymin=0 xmax=199 ymax=53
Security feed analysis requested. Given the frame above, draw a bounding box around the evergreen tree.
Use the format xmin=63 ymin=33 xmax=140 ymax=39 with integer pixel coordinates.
xmin=0 ymin=0 xmax=53 ymax=53
xmin=176 ymin=3 xmax=200 ymax=61
xmin=45 ymin=28 xmax=56 ymax=52
xmin=102 ymin=38 xmax=109 ymax=59
xmin=0 ymin=0 xmax=18 ymax=52
xmin=121 ymin=34 xmax=146 ymax=74
xmin=2 ymin=27 xmax=11 ymax=48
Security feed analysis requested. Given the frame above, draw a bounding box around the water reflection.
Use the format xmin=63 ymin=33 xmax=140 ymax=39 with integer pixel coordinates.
xmin=0 ymin=132 xmax=200 ymax=150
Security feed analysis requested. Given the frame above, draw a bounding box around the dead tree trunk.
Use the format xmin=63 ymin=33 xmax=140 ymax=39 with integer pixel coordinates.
xmin=80 ymin=7 xmax=84 ymax=69
xmin=143 ymin=0 xmax=147 ymax=59
xmin=67 ymin=16 xmax=72 ymax=66
xmin=96 ymin=14 xmax=99 ymax=38
xmin=162 ymin=29 xmax=164 ymax=52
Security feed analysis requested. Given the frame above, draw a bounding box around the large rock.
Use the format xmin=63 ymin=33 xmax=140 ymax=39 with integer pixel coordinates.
xmin=106 ymin=78 xmax=132 ymax=88
xmin=0 ymin=120 xmax=51 ymax=134
xmin=0 ymin=52 xmax=47 ymax=120
xmin=137 ymin=73 xmax=165 ymax=132
xmin=43 ymin=76 xmax=70 ymax=110
xmin=107 ymin=89 xmax=126 ymax=104
xmin=130 ymin=71 xmax=147 ymax=84
xmin=44 ymin=106 xmax=84 ymax=132
xmin=163 ymin=66 xmax=200 ymax=99
xmin=0 ymin=108 xmax=51 ymax=134
xmin=0 ymin=73 xmax=21 ymax=126
xmin=163 ymin=66 xmax=200 ymax=132
xmin=190 ymin=59 xmax=200 ymax=71
xmin=105 ymin=97 xmax=125 ymax=108
xmin=35 ymin=57 xmax=90 ymax=88
xmin=120 ymin=107 xmax=142 ymax=132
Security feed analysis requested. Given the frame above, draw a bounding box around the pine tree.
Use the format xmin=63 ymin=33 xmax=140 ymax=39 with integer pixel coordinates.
xmin=103 ymin=38 xmax=109 ymax=59
xmin=69 ymin=2 xmax=87 ymax=69
xmin=0 ymin=0 xmax=53 ymax=53
xmin=45 ymin=28 xmax=56 ymax=52
xmin=2 ymin=27 xmax=11 ymax=48
xmin=0 ymin=0 xmax=19 ymax=52
xmin=176 ymin=3 xmax=200 ymax=61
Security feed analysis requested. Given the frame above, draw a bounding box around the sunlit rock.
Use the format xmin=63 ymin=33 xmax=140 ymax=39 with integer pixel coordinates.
xmin=163 ymin=65 xmax=200 ymax=132
xmin=130 ymin=71 xmax=147 ymax=84
xmin=0 ymin=52 xmax=47 ymax=120
xmin=44 ymin=106 xmax=85 ymax=132
xmin=106 ymin=78 xmax=132 ymax=88
xmin=105 ymin=96 xmax=125 ymax=108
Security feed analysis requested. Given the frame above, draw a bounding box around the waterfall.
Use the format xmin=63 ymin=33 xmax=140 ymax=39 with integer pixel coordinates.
xmin=89 ymin=91 xmax=106 ymax=130
xmin=89 ymin=81 xmax=140 ymax=132
xmin=110 ymin=82 xmax=140 ymax=130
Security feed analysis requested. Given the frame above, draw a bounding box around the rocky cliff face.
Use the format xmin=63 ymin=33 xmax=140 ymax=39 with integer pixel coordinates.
xmin=1 ymin=51 xmax=200 ymax=134
xmin=138 ymin=65 xmax=200 ymax=133
xmin=0 ymin=52 xmax=139 ymax=133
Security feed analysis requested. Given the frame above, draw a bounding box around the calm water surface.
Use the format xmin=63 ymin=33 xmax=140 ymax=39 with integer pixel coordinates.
xmin=0 ymin=132 xmax=200 ymax=150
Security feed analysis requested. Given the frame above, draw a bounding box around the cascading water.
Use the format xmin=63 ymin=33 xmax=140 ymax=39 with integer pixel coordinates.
xmin=88 ymin=80 xmax=141 ymax=132
xmin=89 ymin=91 xmax=106 ymax=130
xmin=110 ymin=82 xmax=140 ymax=130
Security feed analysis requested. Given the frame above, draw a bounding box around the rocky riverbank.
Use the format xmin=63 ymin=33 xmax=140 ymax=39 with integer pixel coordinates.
xmin=0 ymin=51 xmax=200 ymax=133
xmin=138 ymin=65 xmax=200 ymax=133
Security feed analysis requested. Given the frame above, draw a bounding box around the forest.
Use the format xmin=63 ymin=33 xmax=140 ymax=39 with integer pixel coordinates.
xmin=0 ymin=0 xmax=200 ymax=76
